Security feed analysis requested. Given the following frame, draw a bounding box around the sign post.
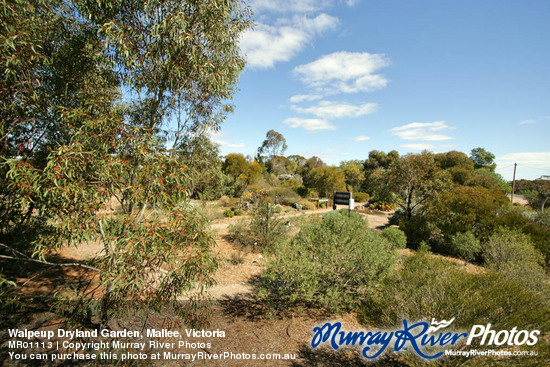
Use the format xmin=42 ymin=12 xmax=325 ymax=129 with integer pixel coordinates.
xmin=333 ymin=191 xmax=353 ymax=215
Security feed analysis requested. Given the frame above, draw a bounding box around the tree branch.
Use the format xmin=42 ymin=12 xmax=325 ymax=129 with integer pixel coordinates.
xmin=0 ymin=254 xmax=100 ymax=272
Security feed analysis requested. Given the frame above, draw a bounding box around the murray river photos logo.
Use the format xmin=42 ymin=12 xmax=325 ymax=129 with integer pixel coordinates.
xmin=311 ymin=318 xmax=540 ymax=360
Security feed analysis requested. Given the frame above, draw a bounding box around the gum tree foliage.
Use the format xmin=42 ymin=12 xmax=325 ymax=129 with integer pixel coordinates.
xmin=306 ymin=166 xmax=346 ymax=198
xmin=222 ymin=153 xmax=249 ymax=179
xmin=466 ymin=169 xmax=511 ymax=192
xmin=361 ymin=150 xmax=399 ymax=193
xmin=339 ymin=160 xmax=365 ymax=192
xmin=257 ymin=129 xmax=287 ymax=161
xmin=299 ymin=156 xmax=325 ymax=184
xmin=175 ymin=134 xmax=226 ymax=200
xmin=1 ymin=0 xmax=250 ymax=326
xmin=222 ymin=153 xmax=261 ymax=196
xmin=267 ymin=155 xmax=290 ymax=176
xmin=370 ymin=152 xmax=451 ymax=220
xmin=470 ymin=147 xmax=496 ymax=171
xmin=429 ymin=186 xmax=509 ymax=241
xmin=435 ymin=150 xmax=474 ymax=171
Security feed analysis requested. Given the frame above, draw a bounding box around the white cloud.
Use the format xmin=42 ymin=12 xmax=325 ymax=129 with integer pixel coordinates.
xmin=497 ymin=152 xmax=550 ymax=169
xmin=400 ymin=143 xmax=436 ymax=151
xmin=240 ymin=14 xmax=338 ymax=69
xmin=390 ymin=121 xmax=454 ymax=141
xmin=353 ymin=135 xmax=371 ymax=141
xmin=292 ymin=100 xmax=378 ymax=119
xmin=240 ymin=25 xmax=308 ymax=69
xmin=293 ymin=51 xmax=390 ymax=94
xmin=283 ymin=117 xmax=337 ymax=132
xmin=289 ymin=94 xmax=323 ymax=103
xmin=519 ymin=119 xmax=536 ymax=125
xmin=496 ymin=152 xmax=550 ymax=180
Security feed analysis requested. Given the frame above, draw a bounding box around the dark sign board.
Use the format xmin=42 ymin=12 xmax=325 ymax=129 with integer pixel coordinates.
xmin=333 ymin=191 xmax=352 ymax=205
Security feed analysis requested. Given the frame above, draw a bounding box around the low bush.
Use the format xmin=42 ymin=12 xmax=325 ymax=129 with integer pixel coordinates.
xmin=292 ymin=185 xmax=319 ymax=199
xmin=228 ymin=203 xmax=287 ymax=251
xmin=359 ymin=252 xmax=550 ymax=365
xmin=292 ymin=185 xmax=309 ymax=198
xmin=398 ymin=213 xmax=435 ymax=248
xmin=483 ymin=227 xmax=549 ymax=299
xmin=369 ymin=201 xmax=397 ymax=211
xmin=446 ymin=231 xmax=481 ymax=261
xmin=535 ymin=212 xmax=550 ymax=228
xmin=494 ymin=207 xmax=550 ymax=267
xmin=380 ymin=227 xmax=407 ymax=249
xmin=353 ymin=192 xmax=370 ymax=203
xmin=240 ymin=188 xmax=269 ymax=208
xmin=295 ymin=199 xmax=316 ymax=211
xmin=267 ymin=187 xmax=301 ymax=206
xmin=258 ymin=210 xmax=396 ymax=312
xmin=223 ymin=208 xmax=244 ymax=218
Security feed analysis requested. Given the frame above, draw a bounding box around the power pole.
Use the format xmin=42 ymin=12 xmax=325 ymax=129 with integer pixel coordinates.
xmin=511 ymin=163 xmax=517 ymax=203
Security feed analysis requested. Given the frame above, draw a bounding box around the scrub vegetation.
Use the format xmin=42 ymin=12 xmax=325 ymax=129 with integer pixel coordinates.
xmin=1 ymin=1 xmax=549 ymax=366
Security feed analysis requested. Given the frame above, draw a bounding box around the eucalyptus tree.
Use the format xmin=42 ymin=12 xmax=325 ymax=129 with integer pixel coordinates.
xmin=257 ymin=130 xmax=288 ymax=161
xmin=1 ymin=0 xmax=251 ymax=326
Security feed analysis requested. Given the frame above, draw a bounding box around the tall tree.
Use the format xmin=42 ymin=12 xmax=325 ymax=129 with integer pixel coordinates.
xmin=306 ymin=166 xmax=346 ymax=198
xmin=176 ymin=134 xmax=226 ymax=200
xmin=371 ymin=152 xmax=451 ymax=220
xmin=340 ymin=160 xmax=365 ymax=192
xmin=1 ymin=0 xmax=251 ymax=326
xmin=470 ymin=147 xmax=496 ymax=171
xmin=82 ymin=0 xmax=250 ymax=140
xmin=257 ymin=130 xmax=287 ymax=161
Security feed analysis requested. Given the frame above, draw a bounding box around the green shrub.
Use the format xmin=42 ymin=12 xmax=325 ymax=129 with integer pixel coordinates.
xmin=353 ymin=192 xmax=370 ymax=203
xmin=447 ymin=231 xmax=481 ymax=261
xmin=280 ymin=178 xmax=300 ymax=187
xmin=535 ymin=212 xmax=550 ymax=228
xmin=490 ymin=206 xmax=550 ymax=267
xmin=359 ymin=252 xmax=550 ymax=366
xmin=399 ymin=213 xmax=435 ymax=248
xmin=267 ymin=187 xmax=301 ymax=206
xmin=223 ymin=208 xmax=243 ymax=217
xmin=483 ymin=227 xmax=549 ymax=299
xmin=258 ymin=211 xmax=396 ymax=312
xmin=295 ymin=199 xmax=316 ymax=211
xmin=292 ymin=185 xmax=309 ymax=198
xmin=380 ymin=227 xmax=407 ymax=249
xmin=369 ymin=201 xmax=397 ymax=211
xmin=228 ymin=203 xmax=287 ymax=250
xmin=429 ymin=185 xmax=509 ymax=242
xmin=293 ymin=185 xmax=319 ymax=199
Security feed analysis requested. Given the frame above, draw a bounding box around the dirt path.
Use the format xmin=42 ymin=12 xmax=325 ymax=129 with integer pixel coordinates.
xmin=49 ymin=208 xmax=390 ymax=302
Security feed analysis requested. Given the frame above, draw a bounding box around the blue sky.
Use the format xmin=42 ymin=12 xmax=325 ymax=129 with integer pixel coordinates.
xmin=212 ymin=0 xmax=550 ymax=181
